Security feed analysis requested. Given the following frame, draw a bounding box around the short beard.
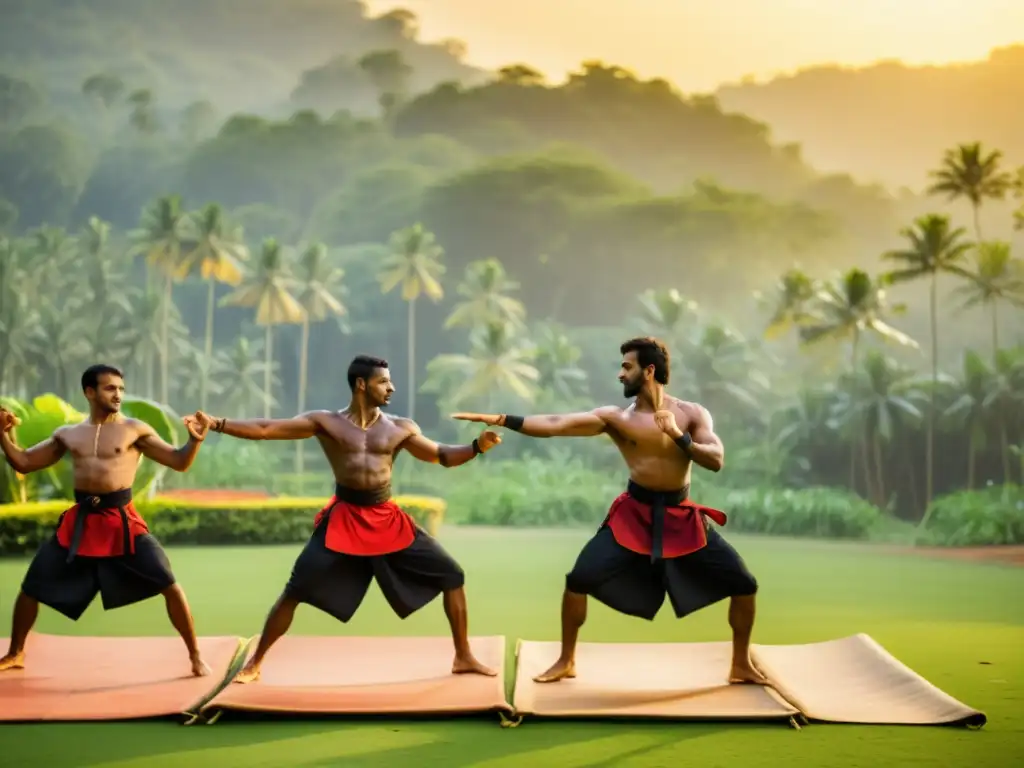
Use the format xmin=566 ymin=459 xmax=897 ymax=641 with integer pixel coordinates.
xmin=622 ymin=381 xmax=642 ymax=399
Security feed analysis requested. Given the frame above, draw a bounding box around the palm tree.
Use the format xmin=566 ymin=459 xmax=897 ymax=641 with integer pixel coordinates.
xmin=216 ymin=331 xmax=279 ymax=418
xmin=761 ymin=267 xmax=818 ymax=341
xmin=943 ymin=351 xmax=997 ymax=490
xmin=950 ymin=241 xmax=1024 ymax=357
xmin=531 ymin=322 xmax=588 ymax=404
xmin=927 ymin=142 xmax=1013 ymax=241
xmin=422 ymin=321 xmax=539 ymax=411
xmin=883 ymin=213 xmax=974 ymax=511
xmin=294 ymin=243 xmax=347 ymax=477
xmin=175 ymin=203 xmax=249 ymax=410
xmin=799 ymin=268 xmax=918 ymax=490
xmin=127 ymin=195 xmax=193 ymax=405
xmin=985 ymin=347 xmax=1024 ymax=485
xmin=377 ymin=224 xmax=445 ymax=419
xmin=220 ymin=239 xmax=306 ymax=417
xmin=634 ymin=288 xmax=699 ymax=350
xmin=444 ymin=258 xmax=526 ymax=331
xmin=830 ymin=351 xmax=928 ymax=506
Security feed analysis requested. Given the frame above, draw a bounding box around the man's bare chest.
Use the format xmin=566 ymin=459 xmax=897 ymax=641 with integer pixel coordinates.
xmin=62 ymin=425 xmax=137 ymax=460
xmin=319 ymin=418 xmax=408 ymax=456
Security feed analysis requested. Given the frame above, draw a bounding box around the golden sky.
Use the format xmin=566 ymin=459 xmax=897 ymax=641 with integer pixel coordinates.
xmin=365 ymin=0 xmax=1024 ymax=91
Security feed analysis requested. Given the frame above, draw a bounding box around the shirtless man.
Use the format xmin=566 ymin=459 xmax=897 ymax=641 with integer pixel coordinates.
xmin=453 ymin=336 xmax=766 ymax=685
xmin=0 ymin=363 xmax=211 ymax=676
xmin=193 ymin=354 xmax=501 ymax=683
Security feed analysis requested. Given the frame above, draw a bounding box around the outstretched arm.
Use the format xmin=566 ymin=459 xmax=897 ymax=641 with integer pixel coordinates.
xmin=134 ymin=417 xmax=207 ymax=472
xmin=0 ymin=424 xmax=67 ymax=474
xmin=199 ymin=411 xmax=322 ymax=441
xmin=451 ymin=407 xmax=613 ymax=438
xmin=399 ymin=422 xmax=501 ymax=467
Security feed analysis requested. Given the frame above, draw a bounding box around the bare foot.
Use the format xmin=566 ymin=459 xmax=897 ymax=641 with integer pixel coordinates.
xmin=452 ymin=653 xmax=498 ymax=676
xmin=533 ymin=658 xmax=576 ymax=683
xmin=191 ymin=655 xmax=211 ymax=677
xmin=729 ymin=661 xmax=768 ymax=685
xmin=0 ymin=652 xmax=25 ymax=672
xmin=233 ymin=662 xmax=261 ymax=684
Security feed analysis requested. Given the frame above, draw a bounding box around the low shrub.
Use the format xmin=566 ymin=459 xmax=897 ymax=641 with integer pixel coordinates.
xmin=440 ymin=456 xmax=894 ymax=541
xmin=0 ymin=495 xmax=446 ymax=557
xmin=695 ymin=485 xmax=891 ymax=540
xmin=443 ymin=455 xmax=623 ymax=527
xmin=918 ymin=485 xmax=1024 ymax=546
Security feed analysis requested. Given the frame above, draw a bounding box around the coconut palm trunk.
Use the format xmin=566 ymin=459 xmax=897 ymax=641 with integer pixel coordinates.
xmin=926 ymin=270 xmax=938 ymax=514
xmin=296 ymin=316 xmax=310 ymax=479
xmin=201 ymin=277 xmax=216 ymax=410
xmin=264 ymin=323 xmax=273 ymax=419
xmin=161 ymin=273 xmax=171 ymax=405
xmin=407 ymin=297 xmax=416 ymax=419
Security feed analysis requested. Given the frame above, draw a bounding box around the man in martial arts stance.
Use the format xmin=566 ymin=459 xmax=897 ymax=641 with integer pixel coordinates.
xmin=194 ymin=354 xmax=501 ymax=682
xmin=0 ymin=364 xmax=212 ymax=676
xmin=454 ymin=336 xmax=766 ymax=685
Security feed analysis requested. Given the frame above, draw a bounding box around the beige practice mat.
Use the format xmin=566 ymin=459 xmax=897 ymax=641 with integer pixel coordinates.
xmin=750 ymin=633 xmax=986 ymax=727
xmin=201 ymin=634 xmax=513 ymax=721
xmin=0 ymin=633 xmax=248 ymax=722
xmin=513 ymin=639 xmax=800 ymax=722
xmin=513 ymin=634 xmax=986 ymax=728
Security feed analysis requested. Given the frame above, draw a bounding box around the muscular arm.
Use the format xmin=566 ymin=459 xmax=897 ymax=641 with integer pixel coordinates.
xmin=399 ymin=424 xmax=488 ymax=468
xmin=0 ymin=428 xmax=67 ymax=474
xmin=134 ymin=424 xmax=203 ymax=472
xmin=675 ymin=405 xmax=724 ymax=472
xmin=504 ymin=408 xmax=612 ymax=438
xmin=212 ymin=412 xmax=322 ymax=441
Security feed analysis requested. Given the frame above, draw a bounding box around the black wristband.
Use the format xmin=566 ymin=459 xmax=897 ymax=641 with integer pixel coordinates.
xmin=502 ymin=415 xmax=524 ymax=431
xmin=674 ymin=432 xmax=692 ymax=455
xmin=472 ymin=438 xmax=481 ymax=455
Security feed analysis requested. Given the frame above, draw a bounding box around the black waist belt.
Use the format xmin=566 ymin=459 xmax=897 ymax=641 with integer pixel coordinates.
xmin=626 ymin=480 xmax=689 ymax=563
xmin=334 ymin=483 xmax=392 ymax=506
xmin=68 ymin=488 xmax=134 ymax=563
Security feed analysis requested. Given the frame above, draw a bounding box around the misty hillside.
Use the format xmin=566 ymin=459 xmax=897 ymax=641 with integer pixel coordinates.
xmin=716 ymin=45 xmax=1024 ymax=191
xmin=0 ymin=0 xmax=486 ymax=117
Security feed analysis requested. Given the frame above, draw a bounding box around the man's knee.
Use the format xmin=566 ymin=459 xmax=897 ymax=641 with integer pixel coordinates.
xmin=734 ymin=570 xmax=758 ymax=597
xmin=565 ymin=564 xmax=601 ymax=595
xmin=440 ymin=561 xmax=466 ymax=591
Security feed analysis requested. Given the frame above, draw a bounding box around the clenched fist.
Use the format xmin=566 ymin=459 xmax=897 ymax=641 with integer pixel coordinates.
xmin=476 ymin=429 xmax=502 ymax=452
xmin=183 ymin=414 xmax=209 ymax=441
xmin=0 ymin=407 xmax=20 ymax=433
xmin=654 ymin=409 xmax=684 ymax=439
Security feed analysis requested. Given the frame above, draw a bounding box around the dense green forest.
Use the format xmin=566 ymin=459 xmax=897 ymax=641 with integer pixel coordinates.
xmin=1 ymin=2 xmax=1022 ymax=542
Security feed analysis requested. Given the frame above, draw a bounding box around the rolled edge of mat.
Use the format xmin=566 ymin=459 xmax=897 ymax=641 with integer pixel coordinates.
xmin=187 ymin=636 xmax=256 ymax=717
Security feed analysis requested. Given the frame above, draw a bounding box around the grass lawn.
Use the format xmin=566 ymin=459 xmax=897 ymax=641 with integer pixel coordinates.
xmin=1 ymin=527 xmax=1022 ymax=767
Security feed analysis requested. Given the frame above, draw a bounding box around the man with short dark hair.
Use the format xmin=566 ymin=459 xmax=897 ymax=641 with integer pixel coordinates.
xmin=453 ymin=336 xmax=765 ymax=685
xmin=195 ymin=354 xmax=502 ymax=682
xmin=0 ymin=364 xmax=212 ymax=676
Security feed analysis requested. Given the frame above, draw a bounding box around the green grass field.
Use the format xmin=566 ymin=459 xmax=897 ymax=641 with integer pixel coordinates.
xmin=2 ymin=527 xmax=1023 ymax=767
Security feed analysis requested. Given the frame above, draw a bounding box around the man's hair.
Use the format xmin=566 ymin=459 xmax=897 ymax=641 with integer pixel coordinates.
xmin=347 ymin=355 xmax=389 ymax=391
xmin=81 ymin=364 xmax=124 ymax=393
xmin=620 ymin=337 xmax=670 ymax=385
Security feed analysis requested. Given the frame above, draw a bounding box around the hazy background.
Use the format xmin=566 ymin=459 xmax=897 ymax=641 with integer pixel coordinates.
xmin=0 ymin=0 xmax=1022 ymax=531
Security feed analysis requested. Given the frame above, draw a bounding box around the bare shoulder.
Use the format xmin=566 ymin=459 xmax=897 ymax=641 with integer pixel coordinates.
xmin=592 ymin=405 xmax=623 ymax=422
xmin=382 ymin=414 xmax=419 ymax=436
xmin=123 ymin=418 xmax=156 ymax=440
xmin=666 ymin=397 xmax=710 ymax=424
xmin=301 ymin=409 xmax=333 ymax=427
xmin=50 ymin=423 xmax=73 ymax=444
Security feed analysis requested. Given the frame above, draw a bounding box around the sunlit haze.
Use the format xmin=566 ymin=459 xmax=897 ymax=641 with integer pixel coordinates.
xmin=366 ymin=0 xmax=1024 ymax=91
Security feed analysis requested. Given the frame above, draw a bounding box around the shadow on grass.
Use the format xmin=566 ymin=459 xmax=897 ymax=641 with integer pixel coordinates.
xmin=2 ymin=713 xmax=785 ymax=768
